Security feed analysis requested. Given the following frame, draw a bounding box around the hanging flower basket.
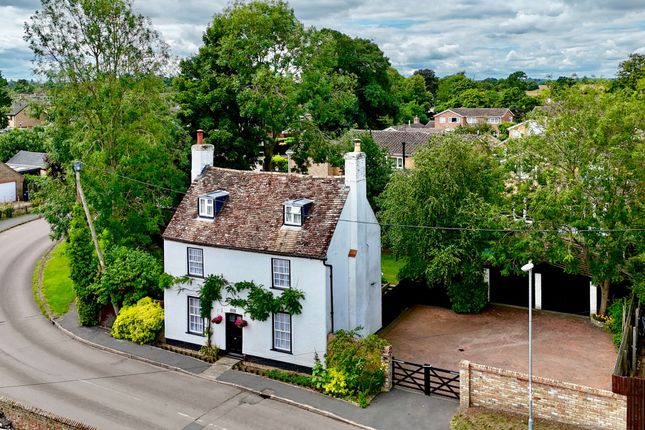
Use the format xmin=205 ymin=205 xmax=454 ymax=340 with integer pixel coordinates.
xmin=235 ymin=318 xmax=248 ymax=328
xmin=212 ymin=315 xmax=223 ymax=324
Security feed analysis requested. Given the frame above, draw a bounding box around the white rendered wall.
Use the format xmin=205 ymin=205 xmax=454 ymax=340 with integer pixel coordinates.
xmin=164 ymin=240 xmax=328 ymax=368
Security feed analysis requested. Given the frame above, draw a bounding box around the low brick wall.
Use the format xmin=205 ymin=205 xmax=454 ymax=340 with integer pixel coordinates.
xmin=0 ymin=396 xmax=96 ymax=430
xmin=460 ymin=360 xmax=626 ymax=430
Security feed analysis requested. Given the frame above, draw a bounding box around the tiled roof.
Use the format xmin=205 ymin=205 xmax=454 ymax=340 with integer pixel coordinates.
xmin=439 ymin=108 xmax=511 ymax=117
xmin=357 ymin=129 xmax=442 ymax=156
xmin=8 ymin=102 xmax=28 ymax=116
xmin=7 ymin=151 xmax=47 ymax=170
xmin=163 ymin=167 xmax=348 ymax=259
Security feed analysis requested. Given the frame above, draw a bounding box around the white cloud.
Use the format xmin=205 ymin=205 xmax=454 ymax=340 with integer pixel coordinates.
xmin=0 ymin=0 xmax=643 ymax=80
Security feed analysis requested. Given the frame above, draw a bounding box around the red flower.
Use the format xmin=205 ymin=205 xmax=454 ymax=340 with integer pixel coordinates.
xmin=212 ymin=315 xmax=223 ymax=324
xmin=235 ymin=318 xmax=248 ymax=328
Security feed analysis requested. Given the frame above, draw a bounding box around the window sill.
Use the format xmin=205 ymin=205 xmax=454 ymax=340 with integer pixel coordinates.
xmin=186 ymin=331 xmax=205 ymax=337
xmin=271 ymin=348 xmax=292 ymax=355
xmin=187 ymin=274 xmax=204 ymax=279
xmin=270 ymin=286 xmax=288 ymax=291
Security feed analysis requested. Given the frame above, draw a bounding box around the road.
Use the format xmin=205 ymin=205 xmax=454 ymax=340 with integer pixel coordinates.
xmin=0 ymin=220 xmax=356 ymax=430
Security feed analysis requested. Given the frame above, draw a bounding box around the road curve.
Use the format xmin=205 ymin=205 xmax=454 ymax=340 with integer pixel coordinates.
xmin=0 ymin=220 xmax=355 ymax=430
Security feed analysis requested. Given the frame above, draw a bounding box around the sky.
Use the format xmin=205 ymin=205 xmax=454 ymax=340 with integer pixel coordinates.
xmin=1 ymin=0 xmax=644 ymax=81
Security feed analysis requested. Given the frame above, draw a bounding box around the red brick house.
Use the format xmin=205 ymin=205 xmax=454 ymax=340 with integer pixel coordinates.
xmin=0 ymin=162 xmax=23 ymax=202
xmin=434 ymin=108 xmax=514 ymax=131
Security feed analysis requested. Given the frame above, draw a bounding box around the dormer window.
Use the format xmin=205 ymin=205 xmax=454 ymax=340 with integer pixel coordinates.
xmin=198 ymin=190 xmax=229 ymax=219
xmin=283 ymin=198 xmax=313 ymax=227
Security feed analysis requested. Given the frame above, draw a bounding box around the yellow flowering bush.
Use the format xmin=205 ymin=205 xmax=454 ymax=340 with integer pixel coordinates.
xmin=322 ymin=368 xmax=350 ymax=397
xmin=111 ymin=297 xmax=164 ymax=344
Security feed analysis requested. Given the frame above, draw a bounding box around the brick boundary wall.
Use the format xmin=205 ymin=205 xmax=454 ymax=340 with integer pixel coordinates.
xmin=459 ymin=360 xmax=627 ymax=430
xmin=0 ymin=396 xmax=97 ymax=430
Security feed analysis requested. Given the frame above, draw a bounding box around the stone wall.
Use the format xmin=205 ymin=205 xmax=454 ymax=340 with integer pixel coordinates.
xmin=460 ymin=360 xmax=626 ymax=430
xmin=0 ymin=396 xmax=96 ymax=430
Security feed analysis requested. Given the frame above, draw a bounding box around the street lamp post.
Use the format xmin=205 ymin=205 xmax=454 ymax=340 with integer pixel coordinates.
xmin=521 ymin=260 xmax=534 ymax=430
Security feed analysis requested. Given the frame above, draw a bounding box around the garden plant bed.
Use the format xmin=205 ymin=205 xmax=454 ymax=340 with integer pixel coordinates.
xmin=234 ymin=356 xmax=380 ymax=408
xmin=451 ymin=407 xmax=587 ymax=430
xmin=156 ymin=342 xmax=219 ymax=363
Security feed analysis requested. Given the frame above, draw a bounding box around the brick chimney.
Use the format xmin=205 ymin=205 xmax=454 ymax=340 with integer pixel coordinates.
xmin=191 ymin=129 xmax=214 ymax=182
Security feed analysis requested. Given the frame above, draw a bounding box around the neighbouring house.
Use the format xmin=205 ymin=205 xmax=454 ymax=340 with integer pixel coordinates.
xmin=383 ymin=116 xmax=435 ymax=132
xmin=6 ymin=151 xmax=47 ymax=176
xmin=506 ymin=120 xmax=544 ymax=139
xmin=434 ymin=108 xmax=514 ymax=131
xmin=359 ymin=129 xmax=442 ymax=169
xmin=162 ymin=131 xmax=382 ymax=369
xmin=0 ymin=162 xmax=23 ymax=202
xmin=6 ymin=102 xmax=45 ymax=129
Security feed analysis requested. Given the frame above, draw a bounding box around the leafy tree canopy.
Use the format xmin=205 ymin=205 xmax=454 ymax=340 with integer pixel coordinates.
xmin=0 ymin=126 xmax=49 ymax=162
xmin=25 ymin=0 xmax=186 ymax=248
xmin=380 ymin=134 xmax=504 ymax=312
xmin=612 ymin=53 xmax=645 ymax=92
xmin=0 ymin=71 xmax=10 ymax=129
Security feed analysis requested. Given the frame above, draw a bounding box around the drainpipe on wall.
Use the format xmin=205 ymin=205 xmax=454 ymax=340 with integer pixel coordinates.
xmin=323 ymin=259 xmax=335 ymax=333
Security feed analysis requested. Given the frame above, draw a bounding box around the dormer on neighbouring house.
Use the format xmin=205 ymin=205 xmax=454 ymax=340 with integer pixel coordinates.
xmin=197 ymin=190 xmax=229 ymax=219
xmin=283 ymin=198 xmax=313 ymax=227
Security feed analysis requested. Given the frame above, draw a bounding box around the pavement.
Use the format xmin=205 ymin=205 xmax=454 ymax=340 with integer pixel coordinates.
xmin=0 ymin=213 xmax=40 ymax=233
xmin=10 ymin=215 xmax=459 ymax=429
xmin=57 ymin=305 xmax=458 ymax=430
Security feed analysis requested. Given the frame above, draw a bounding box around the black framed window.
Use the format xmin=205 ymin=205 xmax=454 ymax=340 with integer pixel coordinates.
xmin=273 ymin=312 xmax=292 ymax=353
xmin=272 ymin=258 xmax=290 ymax=289
xmin=187 ymin=247 xmax=204 ymax=277
xmin=187 ymin=296 xmax=204 ymax=335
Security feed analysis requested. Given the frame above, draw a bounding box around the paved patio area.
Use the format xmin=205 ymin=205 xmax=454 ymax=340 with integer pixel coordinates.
xmin=380 ymin=304 xmax=616 ymax=390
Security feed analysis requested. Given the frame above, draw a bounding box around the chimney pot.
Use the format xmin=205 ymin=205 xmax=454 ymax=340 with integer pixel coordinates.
xmin=413 ymin=116 xmax=420 ymax=124
xmin=353 ymin=138 xmax=361 ymax=153
xmin=197 ymin=129 xmax=204 ymax=145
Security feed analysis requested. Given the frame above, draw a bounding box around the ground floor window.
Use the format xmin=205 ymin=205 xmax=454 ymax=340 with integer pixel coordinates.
xmin=188 ymin=296 xmax=204 ymax=335
xmin=273 ymin=312 xmax=292 ymax=353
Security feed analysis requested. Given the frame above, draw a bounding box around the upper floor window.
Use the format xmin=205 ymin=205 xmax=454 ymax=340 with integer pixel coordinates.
xmin=283 ymin=198 xmax=313 ymax=227
xmin=439 ymin=117 xmax=446 ymax=124
xmin=272 ymin=258 xmax=290 ymax=289
xmin=449 ymin=117 xmax=459 ymax=123
xmin=198 ymin=190 xmax=229 ymax=219
xmin=187 ymin=247 xmax=204 ymax=277
xmin=487 ymin=116 xmax=501 ymax=124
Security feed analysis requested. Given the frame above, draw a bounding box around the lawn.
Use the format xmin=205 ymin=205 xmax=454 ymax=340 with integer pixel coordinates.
xmin=452 ymin=408 xmax=586 ymax=430
xmin=42 ymin=242 xmax=76 ymax=316
xmin=381 ymin=250 xmax=405 ymax=284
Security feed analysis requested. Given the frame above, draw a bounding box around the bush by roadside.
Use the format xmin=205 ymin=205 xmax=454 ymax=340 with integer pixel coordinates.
xmin=111 ymin=297 xmax=164 ymax=344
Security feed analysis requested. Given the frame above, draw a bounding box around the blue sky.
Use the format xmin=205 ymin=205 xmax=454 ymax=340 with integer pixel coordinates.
xmin=1 ymin=0 xmax=643 ymax=80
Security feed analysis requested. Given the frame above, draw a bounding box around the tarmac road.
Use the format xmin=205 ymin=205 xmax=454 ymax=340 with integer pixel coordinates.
xmin=0 ymin=219 xmax=357 ymax=430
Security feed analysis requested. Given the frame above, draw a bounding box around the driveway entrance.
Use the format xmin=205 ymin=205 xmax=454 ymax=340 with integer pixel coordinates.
xmin=380 ymin=304 xmax=616 ymax=389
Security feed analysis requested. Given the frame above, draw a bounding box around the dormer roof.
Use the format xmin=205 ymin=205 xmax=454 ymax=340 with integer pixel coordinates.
xmin=163 ymin=167 xmax=348 ymax=259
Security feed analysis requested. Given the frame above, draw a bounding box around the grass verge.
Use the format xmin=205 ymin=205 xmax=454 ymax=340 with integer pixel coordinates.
xmin=451 ymin=407 xmax=586 ymax=430
xmin=32 ymin=251 xmax=47 ymax=317
xmin=41 ymin=242 xmax=75 ymax=316
xmin=381 ymin=250 xmax=405 ymax=284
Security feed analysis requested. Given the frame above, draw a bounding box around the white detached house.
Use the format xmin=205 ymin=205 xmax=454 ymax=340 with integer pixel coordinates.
xmin=162 ymin=134 xmax=381 ymax=369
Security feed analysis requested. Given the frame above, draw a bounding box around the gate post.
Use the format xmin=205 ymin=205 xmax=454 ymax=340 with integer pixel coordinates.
xmin=424 ymin=365 xmax=431 ymax=396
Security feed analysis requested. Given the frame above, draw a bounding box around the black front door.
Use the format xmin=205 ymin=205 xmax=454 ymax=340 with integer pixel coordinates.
xmin=226 ymin=313 xmax=243 ymax=354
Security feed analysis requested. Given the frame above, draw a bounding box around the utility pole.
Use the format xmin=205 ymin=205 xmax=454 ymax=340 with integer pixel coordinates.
xmin=73 ymin=161 xmax=105 ymax=272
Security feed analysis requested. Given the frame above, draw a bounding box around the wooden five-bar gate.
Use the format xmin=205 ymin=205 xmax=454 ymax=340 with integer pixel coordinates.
xmin=392 ymin=358 xmax=460 ymax=400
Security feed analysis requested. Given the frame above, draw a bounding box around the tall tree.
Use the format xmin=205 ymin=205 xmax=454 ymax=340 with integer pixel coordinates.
xmin=25 ymin=0 xmax=185 ymax=247
xmin=389 ymin=69 xmax=431 ymax=123
xmin=0 ymin=71 xmax=10 ymax=129
xmin=321 ymin=29 xmax=398 ymax=129
xmin=413 ymin=68 xmax=439 ymax=97
xmin=497 ymin=86 xmax=644 ymax=314
xmin=380 ymin=134 xmax=504 ymax=313
xmin=612 ymin=53 xmax=645 ymax=92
